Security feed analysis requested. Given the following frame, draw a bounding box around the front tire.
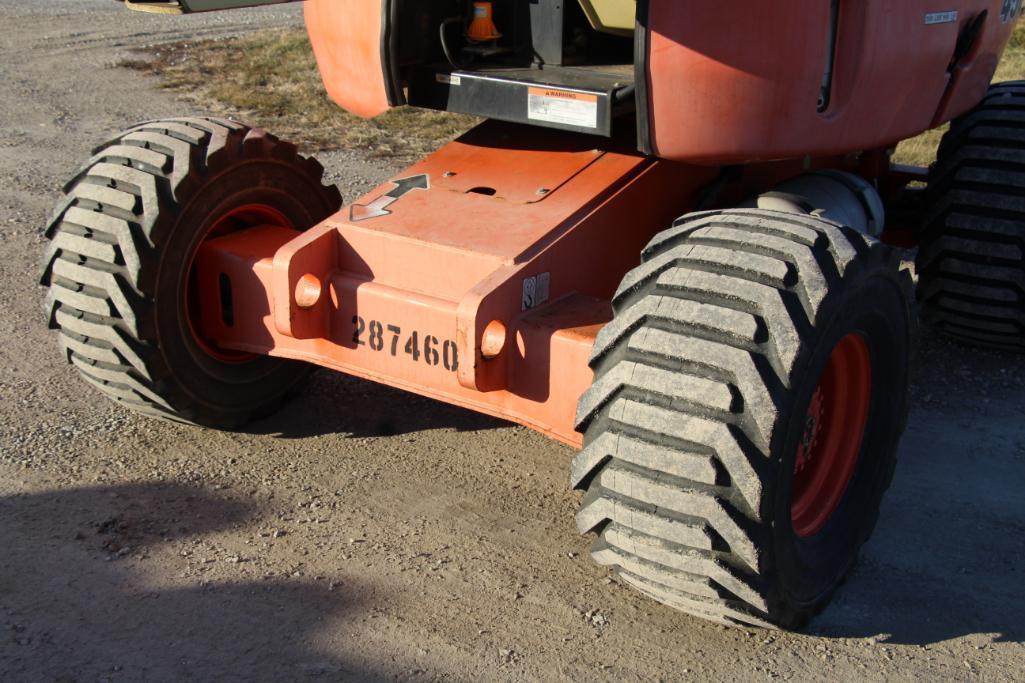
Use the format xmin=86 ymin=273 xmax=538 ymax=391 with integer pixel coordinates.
xmin=573 ymin=209 xmax=913 ymax=628
xmin=41 ymin=117 xmax=342 ymax=428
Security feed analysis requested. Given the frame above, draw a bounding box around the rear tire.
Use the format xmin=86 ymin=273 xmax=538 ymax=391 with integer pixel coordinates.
xmin=917 ymin=81 xmax=1025 ymax=351
xmin=41 ymin=117 xmax=342 ymax=428
xmin=573 ymin=209 xmax=913 ymax=628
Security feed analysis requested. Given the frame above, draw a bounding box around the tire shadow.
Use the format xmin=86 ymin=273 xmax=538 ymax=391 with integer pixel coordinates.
xmin=812 ymin=333 xmax=1025 ymax=644
xmin=250 ymin=369 xmax=509 ymax=440
xmin=0 ymin=481 xmax=388 ymax=681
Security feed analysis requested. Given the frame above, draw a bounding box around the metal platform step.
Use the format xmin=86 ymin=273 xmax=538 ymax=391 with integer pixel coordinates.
xmin=408 ymin=63 xmax=635 ymax=137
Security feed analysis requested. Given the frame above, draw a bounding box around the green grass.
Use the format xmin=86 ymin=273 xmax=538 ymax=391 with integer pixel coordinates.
xmin=126 ymin=24 xmax=1025 ymax=164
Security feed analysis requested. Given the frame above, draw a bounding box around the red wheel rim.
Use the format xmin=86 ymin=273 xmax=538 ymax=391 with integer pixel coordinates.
xmin=185 ymin=203 xmax=293 ymax=363
xmin=791 ymin=333 xmax=872 ymax=538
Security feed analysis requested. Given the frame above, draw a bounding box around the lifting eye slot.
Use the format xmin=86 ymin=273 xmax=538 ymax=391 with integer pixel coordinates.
xmin=218 ymin=273 xmax=234 ymax=327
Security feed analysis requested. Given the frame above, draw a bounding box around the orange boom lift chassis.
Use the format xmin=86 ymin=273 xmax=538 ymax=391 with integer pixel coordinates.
xmin=44 ymin=0 xmax=1025 ymax=628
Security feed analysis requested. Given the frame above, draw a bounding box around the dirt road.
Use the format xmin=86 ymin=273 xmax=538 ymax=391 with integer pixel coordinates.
xmin=1 ymin=2 xmax=1023 ymax=680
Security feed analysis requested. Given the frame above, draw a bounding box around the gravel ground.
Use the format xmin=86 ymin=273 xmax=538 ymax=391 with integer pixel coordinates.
xmin=1 ymin=2 xmax=1024 ymax=681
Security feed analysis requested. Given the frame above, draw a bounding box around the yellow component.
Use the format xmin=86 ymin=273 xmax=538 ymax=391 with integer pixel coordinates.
xmin=577 ymin=0 xmax=636 ymax=37
xmin=125 ymin=1 xmax=184 ymax=13
xmin=467 ymin=2 xmax=502 ymax=43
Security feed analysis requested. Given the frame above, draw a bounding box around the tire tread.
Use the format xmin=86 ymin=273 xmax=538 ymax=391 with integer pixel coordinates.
xmin=574 ymin=208 xmax=905 ymax=628
xmin=918 ymin=81 xmax=1025 ymax=350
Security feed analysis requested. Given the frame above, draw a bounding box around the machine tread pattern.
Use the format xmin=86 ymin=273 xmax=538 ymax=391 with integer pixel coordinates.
xmin=918 ymin=81 xmax=1025 ymax=350
xmin=40 ymin=117 xmax=339 ymax=426
xmin=573 ymin=209 xmax=881 ymax=628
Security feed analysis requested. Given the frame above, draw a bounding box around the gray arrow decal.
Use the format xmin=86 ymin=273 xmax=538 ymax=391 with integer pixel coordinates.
xmin=349 ymin=174 xmax=430 ymax=222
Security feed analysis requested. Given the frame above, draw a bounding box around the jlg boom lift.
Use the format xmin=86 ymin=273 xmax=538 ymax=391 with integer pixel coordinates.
xmin=42 ymin=0 xmax=1025 ymax=628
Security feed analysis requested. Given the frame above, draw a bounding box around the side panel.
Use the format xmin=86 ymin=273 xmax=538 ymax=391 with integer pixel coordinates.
xmin=645 ymin=1 xmax=1016 ymax=163
xmin=304 ymin=0 xmax=393 ymax=119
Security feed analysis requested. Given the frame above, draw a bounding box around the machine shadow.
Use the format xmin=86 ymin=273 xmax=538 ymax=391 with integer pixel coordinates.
xmin=251 ymin=368 xmax=509 ymax=440
xmin=0 ymin=482 xmax=388 ymax=681
xmin=811 ymin=332 xmax=1025 ymax=645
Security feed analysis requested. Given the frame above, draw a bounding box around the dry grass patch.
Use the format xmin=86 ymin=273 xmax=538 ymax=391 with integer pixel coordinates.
xmin=123 ymin=29 xmax=479 ymax=158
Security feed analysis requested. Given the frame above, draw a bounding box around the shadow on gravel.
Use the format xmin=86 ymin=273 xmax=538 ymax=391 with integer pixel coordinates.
xmin=812 ymin=336 xmax=1025 ymax=646
xmin=0 ymin=482 xmax=387 ymax=681
xmin=251 ymin=369 xmax=508 ymax=440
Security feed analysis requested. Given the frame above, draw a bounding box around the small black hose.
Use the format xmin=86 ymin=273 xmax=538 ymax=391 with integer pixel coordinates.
xmin=440 ymin=17 xmax=465 ymax=70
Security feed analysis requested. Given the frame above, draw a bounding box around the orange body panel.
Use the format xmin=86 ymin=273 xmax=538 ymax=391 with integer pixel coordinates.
xmin=645 ymin=0 xmax=1017 ymax=162
xmin=304 ymin=0 xmax=391 ymax=119
xmin=932 ymin=4 xmax=1016 ymax=124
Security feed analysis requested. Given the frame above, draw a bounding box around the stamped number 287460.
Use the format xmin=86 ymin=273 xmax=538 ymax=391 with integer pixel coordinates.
xmin=351 ymin=316 xmax=459 ymax=372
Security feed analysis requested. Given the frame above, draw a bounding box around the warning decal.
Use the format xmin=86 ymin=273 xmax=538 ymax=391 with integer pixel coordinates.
xmin=527 ymin=87 xmax=598 ymax=129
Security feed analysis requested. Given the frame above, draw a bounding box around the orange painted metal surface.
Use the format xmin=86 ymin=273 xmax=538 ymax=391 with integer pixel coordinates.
xmin=645 ymin=1 xmax=1017 ymax=163
xmin=304 ymin=0 xmax=391 ymax=119
xmin=931 ymin=3 xmax=1019 ymax=125
xmin=195 ymin=125 xmax=717 ymax=445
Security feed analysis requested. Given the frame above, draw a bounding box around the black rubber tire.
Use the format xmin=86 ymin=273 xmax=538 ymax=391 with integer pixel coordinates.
xmin=917 ymin=81 xmax=1025 ymax=351
xmin=40 ymin=117 xmax=342 ymax=428
xmin=573 ymin=209 xmax=913 ymax=629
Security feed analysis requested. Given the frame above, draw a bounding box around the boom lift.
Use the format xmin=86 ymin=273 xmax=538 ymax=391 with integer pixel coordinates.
xmin=43 ymin=0 xmax=1025 ymax=628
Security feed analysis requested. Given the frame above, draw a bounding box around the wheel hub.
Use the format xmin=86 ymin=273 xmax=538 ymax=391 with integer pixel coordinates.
xmin=791 ymin=333 xmax=873 ymax=538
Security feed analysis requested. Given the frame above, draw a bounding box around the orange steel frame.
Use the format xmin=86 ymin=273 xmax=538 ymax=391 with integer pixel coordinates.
xmin=195 ymin=122 xmax=871 ymax=446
